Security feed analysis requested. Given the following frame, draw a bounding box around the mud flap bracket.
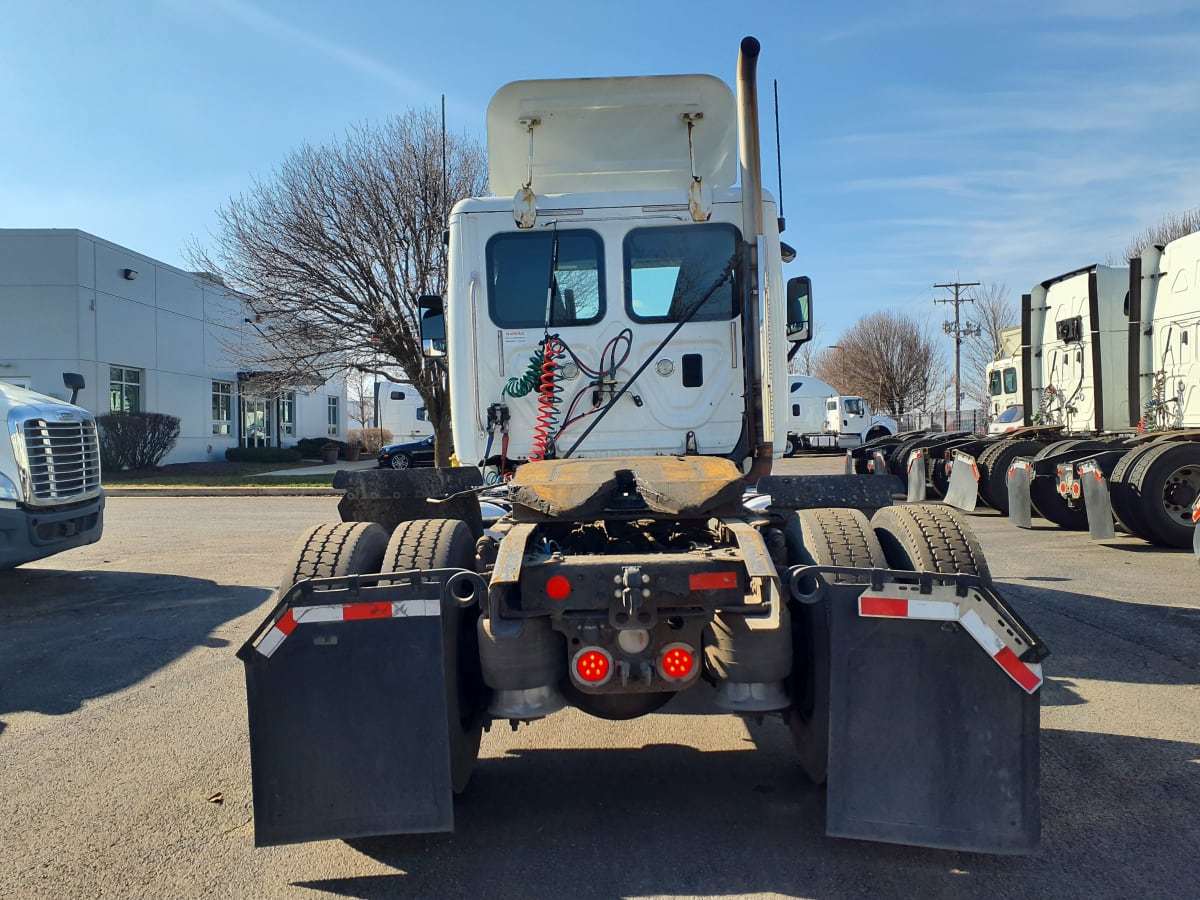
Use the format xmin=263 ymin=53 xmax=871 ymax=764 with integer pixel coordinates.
xmin=790 ymin=566 xmax=1044 ymax=853
xmin=238 ymin=569 xmax=483 ymax=846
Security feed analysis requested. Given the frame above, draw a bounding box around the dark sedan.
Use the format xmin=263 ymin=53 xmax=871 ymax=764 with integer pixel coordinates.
xmin=378 ymin=434 xmax=436 ymax=469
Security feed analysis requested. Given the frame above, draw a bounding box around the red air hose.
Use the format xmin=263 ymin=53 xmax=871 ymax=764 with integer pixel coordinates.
xmin=528 ymin=337 xmax=564 ymax=461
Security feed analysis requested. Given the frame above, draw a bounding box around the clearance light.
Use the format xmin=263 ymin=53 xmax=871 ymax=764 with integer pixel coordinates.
xmin=546 ymin=574 xmax=571 ymax=601
xmin=658 ymin=643 xmax=696 ymax=681
xmin=573 ymin=648 xmax=612 ymax=685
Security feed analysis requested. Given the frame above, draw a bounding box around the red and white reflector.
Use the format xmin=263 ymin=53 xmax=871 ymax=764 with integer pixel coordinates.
xmin=907 ymin=449 xmax=923 ymax=474
xmin=1192 ymin=498 xmax=1200 ymax=524
xmin=859 ymin=585 xmax=1043 ymax=693
xmin=690 ymin=571 xmax=738 ymax=591
xmin=254 ymin=598 xmax=439 ymax=658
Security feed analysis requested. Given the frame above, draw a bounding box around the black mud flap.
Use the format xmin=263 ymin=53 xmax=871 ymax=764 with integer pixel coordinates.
xmin=237 ymin=569 xmax=483 ymax=846
xmin=943 ymin=450 xmax=980 ymax=511
xmin=1078 ymin=459 xmax=1117 ymax=540
xmin=797 ymin=568 xmax=1044 ymax=854
xmin=1007 ymin=458 xmax=1033 ymax=529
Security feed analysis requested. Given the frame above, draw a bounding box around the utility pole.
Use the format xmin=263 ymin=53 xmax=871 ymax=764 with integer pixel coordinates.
xmin=934 ymin=281 xmax=981 ymax=428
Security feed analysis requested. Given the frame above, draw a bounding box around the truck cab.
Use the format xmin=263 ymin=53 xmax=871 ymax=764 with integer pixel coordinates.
xmin=0 ymin=378 xmax=104 ymax=568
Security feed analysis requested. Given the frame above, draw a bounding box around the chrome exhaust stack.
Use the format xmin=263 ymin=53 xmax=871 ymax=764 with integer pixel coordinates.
xmin=736 ymin=36 xmax=772 ymax=484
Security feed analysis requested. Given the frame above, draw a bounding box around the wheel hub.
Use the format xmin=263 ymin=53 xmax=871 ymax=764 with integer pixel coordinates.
xmin=1162 ymin=465 xmax=1198 ymax=518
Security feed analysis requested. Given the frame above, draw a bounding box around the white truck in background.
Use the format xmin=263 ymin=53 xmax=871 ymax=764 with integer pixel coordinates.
xmin=374 ymin=381 xmax=435 ymax=440
xmin=0 ymin=375 xmax=104 ymax=569
xmin=784 ymin=375 xmax=896 ymax=454
xmin=985 ymin=326 xmax=1023 ymax=435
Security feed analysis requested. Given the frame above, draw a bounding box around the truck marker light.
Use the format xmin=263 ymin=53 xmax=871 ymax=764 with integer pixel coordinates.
xmin=574 ymin=648 xmax=612 ymax=685
xmin=690 ymin=571 xmax=737 ymax=591
xmin=546 ymin=575 xmax=571 ymax=600
xmin=658 ymin=644 xmax=696 ymax=680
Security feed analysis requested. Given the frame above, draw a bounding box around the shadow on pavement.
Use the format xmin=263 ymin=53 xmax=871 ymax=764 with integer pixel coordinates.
xmin=0 ymin=568 xmax=268 ymax=722
xmin=293 ymin=728 xmax=1200 ymax=900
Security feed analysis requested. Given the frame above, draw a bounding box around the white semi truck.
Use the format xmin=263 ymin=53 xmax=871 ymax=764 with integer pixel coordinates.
xmin=0 ymin=375 xmax=104 ymax=569
xmin=374 ymin=380 xmax=435 ymax=440
xmin=238 ymin=39 xmax=1046 ymax=854
xmin=784 ymin=375 xmax=896 ymax=454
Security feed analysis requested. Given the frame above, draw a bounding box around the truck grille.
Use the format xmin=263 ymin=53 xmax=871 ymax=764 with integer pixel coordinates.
xmin=22 ymin=418 xmax=103 ymax=502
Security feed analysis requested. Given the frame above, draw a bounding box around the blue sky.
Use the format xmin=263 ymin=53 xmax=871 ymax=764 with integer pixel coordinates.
xmin=3 ymin=0 xmax=1197 ymax=343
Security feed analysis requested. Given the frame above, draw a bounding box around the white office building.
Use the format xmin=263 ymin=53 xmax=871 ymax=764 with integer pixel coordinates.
xmin=0 ymin=228 xmax=347 ymax=463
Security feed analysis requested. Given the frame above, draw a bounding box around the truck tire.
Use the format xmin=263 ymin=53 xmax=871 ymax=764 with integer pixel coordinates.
xmin=1028 ymin=440 xmax=1108 ymax=530
xmin=383 ymin=518 xmax=484 ymax=794
xmin=976 ymin=439 xmax=1045 ymax=513
xmin=783 ymin=508 xmax=884 ymax=784
xmin=886 ymin=436 xmax=929 ymax=477
xmin=871 ymin=503 xmax=991 ymax=582
xmin=928 ymin=452 xmax=951 ymax=499
xmin=1125 ymin=441 xmax=1200 ymax=548
xmin=1108 ymin=445 xmax=1153 ymax=539
xmin=278 ymin=521 xmax=390 ymax=595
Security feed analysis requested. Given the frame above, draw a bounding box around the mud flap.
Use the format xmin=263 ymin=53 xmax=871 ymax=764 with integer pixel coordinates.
xmin=238 ymin=570 xmax=483 ymax=846
xmin=807 ymin=570 xmax=1044 ymax=853
xmin=1006 ymin=458 xmax=1033 ymax=529
xmin=872 ymin=450 xmax=891 ymax=480
xmin=1191 ymin=496 xmax=1199 ymax=562
xmin=906 ymin=449 xmax=926 ymax=502
xmin=943 ymin=450 xmax=980 ymax=512
xmin=1078 ymin=460 xmax=1117 ymax=541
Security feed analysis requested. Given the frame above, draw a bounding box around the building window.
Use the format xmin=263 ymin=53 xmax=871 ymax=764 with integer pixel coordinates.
xmin=109 ymin=366 xmax=142 ymax=413
xmin=327 ymin=395 xmax=339 ymax=436
xmin=279 ymin=391 xmax=295 ymax=437
xmin=212 ymin=381 xmax=233 ymax=435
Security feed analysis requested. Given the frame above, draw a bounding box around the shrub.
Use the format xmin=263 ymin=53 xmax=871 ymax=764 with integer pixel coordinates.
xmin=97 ymin=412 xmax=181 ymax=471
xmin=347 ymin=428 xmax=393 ymax=454
xmin=224 ymin=446 xmax=303 ymax=463
xmin=295 ymin=437 xmax=348 ymax=459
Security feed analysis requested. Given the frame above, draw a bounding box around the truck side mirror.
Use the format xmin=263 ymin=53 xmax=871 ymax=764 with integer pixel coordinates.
xmin=62 ymin=372 xmax=85 ymax=404
xmin=786 ymin=276 xmax=812 ymax=344
xmin=418 ymin=295 xmax=446 ymax=359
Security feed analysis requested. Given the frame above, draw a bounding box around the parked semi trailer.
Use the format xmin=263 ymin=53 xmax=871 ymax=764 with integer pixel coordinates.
xmin=238 ymin=39 xmax=1046 ymax=854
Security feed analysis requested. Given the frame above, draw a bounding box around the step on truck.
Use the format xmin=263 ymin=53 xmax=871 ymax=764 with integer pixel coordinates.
xmin=0 ymin=374 xmax=104 ymax=569
xmin=238 ymin=38 xmax=1047 ymax=854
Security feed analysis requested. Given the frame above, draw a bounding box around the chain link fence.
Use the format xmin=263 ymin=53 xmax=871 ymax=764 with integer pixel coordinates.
xmin=895 ymin=409 xmax=983 ymax=434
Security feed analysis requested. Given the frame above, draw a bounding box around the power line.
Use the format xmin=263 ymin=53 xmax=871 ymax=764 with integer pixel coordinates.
xmin=934 ymin=281 xmax=981 ymax=427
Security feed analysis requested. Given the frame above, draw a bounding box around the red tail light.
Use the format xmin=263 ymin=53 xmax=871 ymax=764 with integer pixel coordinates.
xmin=546 ymin=574 xmax=571 ymax=601
xmin=658 ymin=643 xmax=696 ymax=681
xmin=573 ymin=648 xmax=612 ymax=685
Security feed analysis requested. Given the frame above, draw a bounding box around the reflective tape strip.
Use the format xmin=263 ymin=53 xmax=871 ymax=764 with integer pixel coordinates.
xmin=691 ymin=571 xmax=738 ymax=591
xmin=254 ymin=596 xmax=441 ymax=657
xmin=859 ymin=595 xmax=957 ymax=620
xmin=858 ymin=587 xmax=1043 ymax=693
xmin=1192 ymin=502 xmax=1200 ymax=524
xmin=960 ymin=608 xmax=1043 ymax=693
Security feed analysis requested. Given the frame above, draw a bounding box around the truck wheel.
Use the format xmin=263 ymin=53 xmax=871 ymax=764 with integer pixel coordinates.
xmin=976 ymin=439 xmax=1045 ymax=513
xmin=928 ymin=453 xmax=951 ymax=499
xmin=278 ymin=522 xmax=390 ymax=595
xmin=886 ymin=436 xmax=928 ymax=477
xmin=784 ymin=436 xmax=800 ymax=458
xmin=1108 ymin=446 xmax=1153 ymax=539
xmin=1028 ymin=440 xmax=1108 ymax=530
xmin=783 ymin=508 xmax=884 ymax=784
xmin=1126 ymin=442 xmax=1200 ymax=548
xmin=383 ymin=518 xmax=484 ymax=794
xmin=871 ymin=504 xmax=991 ymax=581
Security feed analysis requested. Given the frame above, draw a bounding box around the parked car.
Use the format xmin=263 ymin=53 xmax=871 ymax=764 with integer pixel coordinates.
xmin=987 ymin=404 xmax=1025 ymax=435
xmin=378 ymin=434 xmax=437 ymax=469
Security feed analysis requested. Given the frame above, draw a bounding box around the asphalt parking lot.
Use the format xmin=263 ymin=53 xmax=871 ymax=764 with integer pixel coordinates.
xmin=1 ymin=455 xmax=1198 ymax=899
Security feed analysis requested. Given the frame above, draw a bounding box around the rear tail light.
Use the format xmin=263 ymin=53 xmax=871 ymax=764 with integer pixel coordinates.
xmin=572 ymin=647 xmax=613 ymax=686
xmin=658 ymin=643 xmax=697 ymax=682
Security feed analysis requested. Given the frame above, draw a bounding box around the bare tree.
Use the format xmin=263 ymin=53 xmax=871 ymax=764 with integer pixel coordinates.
xmin=189 ymin=109 xmax=488 ymax=465
xmin=814 ymin=310 xmax=945 ymax=416
xmin=1113 ymin=206 xmax=1200 ymax=263
xmin=960 ymin=282 xmax=1018 ymax=409
xmin=344 ymin=367 xmax=375 ymax=431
